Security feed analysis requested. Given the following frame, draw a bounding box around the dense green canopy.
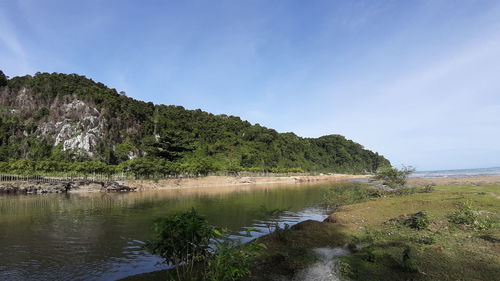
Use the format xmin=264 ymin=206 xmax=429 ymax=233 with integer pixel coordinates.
xmin=0 ymin=71 xmax=390 ymax=176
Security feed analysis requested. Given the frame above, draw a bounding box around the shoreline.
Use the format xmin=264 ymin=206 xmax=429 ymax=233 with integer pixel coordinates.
xmin=119 ymin=175 xmax=500 ymax=281
xmin=2 ymin=174 xmax=500 ymax=195
xmin=120 ymin=174 xmax=369 ymax=192
xmin=0 ymin=174 xmax=368 ymax=194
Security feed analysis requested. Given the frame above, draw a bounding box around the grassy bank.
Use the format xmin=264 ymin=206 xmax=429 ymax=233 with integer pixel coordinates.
xmin=248 ymin=183 xmax=500 ymax=281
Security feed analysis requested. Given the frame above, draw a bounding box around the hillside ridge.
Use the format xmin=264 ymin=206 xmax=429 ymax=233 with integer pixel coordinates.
xmin=0 ymin=70 xmax=390 ymax=175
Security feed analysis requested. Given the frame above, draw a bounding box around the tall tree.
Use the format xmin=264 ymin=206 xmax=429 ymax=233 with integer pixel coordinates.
xmin=0 ymin=70 xmax=8 ymax=87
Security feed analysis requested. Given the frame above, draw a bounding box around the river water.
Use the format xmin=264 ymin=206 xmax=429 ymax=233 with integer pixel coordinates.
xmin=0 ymin=183 xmax=332 ymax=281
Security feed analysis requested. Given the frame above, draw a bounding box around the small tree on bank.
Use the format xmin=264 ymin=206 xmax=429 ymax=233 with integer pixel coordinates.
xmin=373 ymin=165 xmax=415 ymax=188
xmin=144 ymin=209 xmax=265 ymax=281
xmin=0 ymin=70 xmax=8 ymax=87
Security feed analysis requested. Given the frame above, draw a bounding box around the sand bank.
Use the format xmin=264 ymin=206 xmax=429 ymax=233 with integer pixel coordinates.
xmin=122 ymin=174 xmax=368 ymax=191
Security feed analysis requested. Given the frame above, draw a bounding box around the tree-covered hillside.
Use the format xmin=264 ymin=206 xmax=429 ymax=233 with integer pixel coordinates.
xmin=0 ymin=70 xmax=390 ymax=176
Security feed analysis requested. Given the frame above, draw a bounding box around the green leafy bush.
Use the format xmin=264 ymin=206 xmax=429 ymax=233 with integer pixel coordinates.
xmin=337 ymin=260 xmax=353 ymax=278
xmin=145 ymin=209 xmax=264 ymax=281
xmin=373 ymin=166 xmax=415 ymax=188
xmin=207 ymin=236 xmax=265 ymax=281
xmin=404 ymin=211 xmax=429 ymax=230
xmin=145 ymin=209 xmax=216 ymax=266
xmin=401 ymin=246 xmax=418 ymax=272
xmin=448 ymin=202 xmax=494 ymax=230
xmin=448 ymin=203 xmax=476 ymax=225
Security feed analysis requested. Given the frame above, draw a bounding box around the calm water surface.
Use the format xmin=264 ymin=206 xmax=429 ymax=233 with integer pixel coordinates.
xmin=0 ymin=183 xmax=332 ymax=281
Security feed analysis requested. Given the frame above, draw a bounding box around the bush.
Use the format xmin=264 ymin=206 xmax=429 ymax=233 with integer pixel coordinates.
xmin=448 ymin=203 xmax=476 ymax=225
xmin=145 ymin=209 xmax=264 ymax=281
xmin=401 ymin=246 xmax=418 ymax=272
xmin=145 ymin=209 xmax=216 ymax=266
xmin=207 ymin=236 xmax=265 ymax=281
xmin=337 ymin=260 xmax=353 ymax=278
xmin=394 ymin=186 xmax=419 ymax=196
xmin=361 ymin=248 xmax=376 ymax=262
xmin=448 ymin=202 xmax=494 ymax=230
xmin=420 ymin=184 xmax=435 ymax=193
xmin=373 ymin=166 xmax=415 ymax=188
xmin=404 ymin=211 xmax=429 ymax=230
xmin=323 ymin=183 xmax=373 ymax=209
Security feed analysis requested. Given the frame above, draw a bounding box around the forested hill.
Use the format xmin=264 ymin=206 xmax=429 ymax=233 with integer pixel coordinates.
xmin=0 ymin=70 xmax=390 ymax=175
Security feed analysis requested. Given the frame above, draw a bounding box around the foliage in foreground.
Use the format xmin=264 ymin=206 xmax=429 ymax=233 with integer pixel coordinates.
xmin=334 ymin=184 xmax=500 ymax=281
xmin=145 ymin=209 xmax=215 ymax=266
xmin=248 ymin=183 xmax=499 ymax=281
xmin=145 ymin=209 xmax=265 ymax=281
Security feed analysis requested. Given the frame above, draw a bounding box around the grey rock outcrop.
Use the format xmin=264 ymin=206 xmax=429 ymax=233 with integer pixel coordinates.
xmin=0 ymin=180 xmax=135 ymax=194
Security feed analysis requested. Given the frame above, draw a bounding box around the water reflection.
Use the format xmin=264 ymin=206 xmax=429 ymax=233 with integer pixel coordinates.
xmin=0 ymin=182 xmax=332 ymax=281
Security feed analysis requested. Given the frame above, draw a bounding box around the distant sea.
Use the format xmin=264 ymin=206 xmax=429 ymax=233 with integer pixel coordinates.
xmin=411 ymin=167 xmax=500 ymax=178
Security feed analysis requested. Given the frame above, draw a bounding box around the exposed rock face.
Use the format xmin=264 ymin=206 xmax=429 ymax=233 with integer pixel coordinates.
xmin=0 ymin=87 xmax=108 ymax=156
xmin=0 ymin=180 xmax=135 ymax=194
xmin=0 ymin=182 xmax=72 ymax=194
xmin=38 ymin=100 xmax=106 ymax=155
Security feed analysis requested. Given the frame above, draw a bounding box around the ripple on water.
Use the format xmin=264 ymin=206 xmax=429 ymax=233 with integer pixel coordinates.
xmin=0 ymin=183 xmax=333 ymax=280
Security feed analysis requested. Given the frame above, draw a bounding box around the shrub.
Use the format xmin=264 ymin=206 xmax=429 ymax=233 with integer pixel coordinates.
xmin=273 ymin=223 xmax=292 ymax=242
xmin=394 ymin=186 xmax=419 ymax=196
xmin=145 ymin=209 xmax=216 ymax=266
xmin=448 ymin=203 xmax=476 ymax=225
xmin=145 ymin=209 xmax=264 ymax=281
xmin=362 ymin=248 xmax=376 ymax=262
xmin=448 ymin=202 xmax=494 ymax=230
xmin=401 ymin=246 xmax=418 ymax=272
xmin=404 ymin=211 xmax=429 ymax=230
xmin=337 ymin=260 xmax=353 ymax=278
xmin=373 ymin=165 xmax=415 ymax=188
xmin=323 ymin=183 xmax=373 ymax=209
xmin=420 ymin=184 xmax=435 ymax=193
xmin=207 ymin=236 xmax=265 ymax=281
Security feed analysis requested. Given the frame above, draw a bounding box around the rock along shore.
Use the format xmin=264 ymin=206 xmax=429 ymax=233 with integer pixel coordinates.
xmin=0 ymin=174 xmax=368 ymax=195
xmin=0 ymin=180 xmax=135 ymax=194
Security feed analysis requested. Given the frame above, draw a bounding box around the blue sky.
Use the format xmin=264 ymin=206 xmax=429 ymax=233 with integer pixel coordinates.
xmin=1 ymin=0 xmax=499 ymax=171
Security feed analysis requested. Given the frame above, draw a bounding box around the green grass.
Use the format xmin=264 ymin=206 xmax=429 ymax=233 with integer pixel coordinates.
xmin=251 ymin=184 xmax=500 ymax=281
xmin=335 ymin=184 xmax=500 ymax=281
